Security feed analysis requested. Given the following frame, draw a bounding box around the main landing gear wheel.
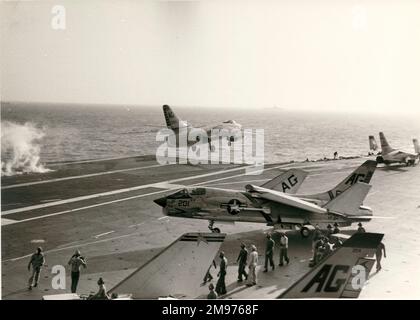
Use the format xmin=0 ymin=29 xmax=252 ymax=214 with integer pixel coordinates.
xmin=300 ymin=227 xmax=310 ymax=238
xmin=208 ymin=221 xmax=221 ymax=233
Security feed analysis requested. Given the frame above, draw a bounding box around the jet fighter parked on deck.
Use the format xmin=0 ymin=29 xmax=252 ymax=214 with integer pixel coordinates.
xmin=369 ymin=132 xmax=419 ymax=166
xmin=154 ymin=161 xmax=377 ymax=237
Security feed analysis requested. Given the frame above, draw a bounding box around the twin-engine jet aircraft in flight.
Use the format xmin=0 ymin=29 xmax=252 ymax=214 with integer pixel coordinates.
xmin=162 ymin=105 xmax=243 ymax=150
xmin=154 ymin=160 xmax=377 ymax=236
xmin=369 ymin=132 xmax=419 ymax=166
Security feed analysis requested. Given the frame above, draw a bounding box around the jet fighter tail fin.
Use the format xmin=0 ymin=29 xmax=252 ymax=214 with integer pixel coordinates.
xmin=324 ymin=182 xmax=371 ymax=216
xmin=260 ymin=169 xmax=308 ymax=194
xmin=162 ymin=105 xmax=188 ymax=130
xmin=379 ymin=132 xmax=394 ymax=155
xmin=295 ymin=161 xmax=376 ymax=202
xmin=278 ymin=232 xmax=383 ymax=299
xmin=327 ymin=160 xmax=376 ymax=199
xmin=109 ymin=233 xmax=225 ymax=299
xmin=413 ymin=138 xmax=420 ymax=154
xmin=369 ymin=135 xmax=378 ymax=151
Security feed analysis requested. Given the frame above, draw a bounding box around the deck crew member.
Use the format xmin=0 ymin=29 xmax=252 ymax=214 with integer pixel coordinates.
xmin=323 ymin=237 xmax=333 ymax=257
xmin=207 ymin=283 xmax=217 ymax=299
xmin=215 ymin=252 xmax=227 ymax=295
xmin=278 ymin=232 xmax=290 ymax=266
xmin=236 ymin=243 xmax=248 ymax=282
xmin=326 ymin=224 xmax=334 ymax=239
xmin=27 ymin=247 xmax=45 ymax=290
xmin=88 ymin=277 xmax=110 ymax=300
xmin=311 ymin=225 xmax=323 ymax=261
xmin=331 ymin=236 xmax=343 ymax=250
xmin=311 ymin=237 xmax=327 ymax=266
xmin=68 ymin=250 xmax=87 ymax=293
xmin=376 ymin=242 xmax=386 ymax=272
xmin=357 ymin=222 xmax=366 ymax=233
xmin=312 ymin=225 xmax=323 ymax=242
xmin=247 ymin=245 xmax=258 ymax=287
xmin=264 ymin=234 xmax=275 ymax=272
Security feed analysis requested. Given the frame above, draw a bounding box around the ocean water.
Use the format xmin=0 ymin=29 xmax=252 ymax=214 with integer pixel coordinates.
xmin=1 ymin=102 xmax=419 ymax=173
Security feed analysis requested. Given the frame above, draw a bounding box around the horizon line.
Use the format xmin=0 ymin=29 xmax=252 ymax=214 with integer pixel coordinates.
xmin=1 ymin=100 xmax=418 ymax=116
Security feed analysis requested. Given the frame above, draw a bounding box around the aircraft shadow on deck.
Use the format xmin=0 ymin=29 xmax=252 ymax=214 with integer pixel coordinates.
xmin=377 ymin=165 xmax=411 ymax=173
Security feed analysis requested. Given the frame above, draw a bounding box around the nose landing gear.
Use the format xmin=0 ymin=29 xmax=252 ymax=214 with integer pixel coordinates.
xmin=208 ymin=220 xmax=221 ymax=233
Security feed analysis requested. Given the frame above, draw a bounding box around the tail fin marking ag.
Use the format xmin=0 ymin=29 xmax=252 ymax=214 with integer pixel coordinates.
xmin=278 ymin=232 xmax=383 ymax=299
xmin=301 ymin=160 xmax=376 ymax=202
xmin=260 ymin=169 xmax=308 ymax=194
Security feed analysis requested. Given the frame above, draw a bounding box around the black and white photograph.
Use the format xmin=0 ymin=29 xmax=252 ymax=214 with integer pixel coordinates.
xmin=1 ymin=0 xmax=420 ymax=303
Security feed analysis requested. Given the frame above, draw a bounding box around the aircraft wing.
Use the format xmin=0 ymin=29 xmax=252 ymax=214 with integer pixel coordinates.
xmin=247 ymin=185 xmax=326 ymax=214
xmin=278 ymin=232 xmax=383 ymax=299
xmin=109 ymin=233 xmax=226 ymax=299
xmin=393 ymin=151 xmax=410 ymax=156
xmin=388 ymin=150 xmax=417 ymax=159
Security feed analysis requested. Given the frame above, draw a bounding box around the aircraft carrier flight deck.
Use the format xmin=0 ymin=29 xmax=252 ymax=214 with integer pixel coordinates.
xmin=2 ymin=155 xmax=420 ymax=299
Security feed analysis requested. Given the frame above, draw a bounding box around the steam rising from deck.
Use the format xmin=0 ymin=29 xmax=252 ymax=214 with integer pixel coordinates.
xmin=1 ymin=121 xmax=51 ymax=176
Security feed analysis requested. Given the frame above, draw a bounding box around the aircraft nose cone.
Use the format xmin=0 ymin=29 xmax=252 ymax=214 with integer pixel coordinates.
xmin=154 ymin=197 xmax=167 ymax=207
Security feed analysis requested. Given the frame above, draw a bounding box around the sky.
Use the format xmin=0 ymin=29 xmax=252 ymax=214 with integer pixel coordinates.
xmin=1 ymin=0 xmax=420 ymax=114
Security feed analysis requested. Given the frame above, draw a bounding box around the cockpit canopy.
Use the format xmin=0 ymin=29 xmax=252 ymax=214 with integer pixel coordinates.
xmin=167 ymin=189 xmax=191 ymax=199
xmin=167 ymin=188 xmax=206 ymax=199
